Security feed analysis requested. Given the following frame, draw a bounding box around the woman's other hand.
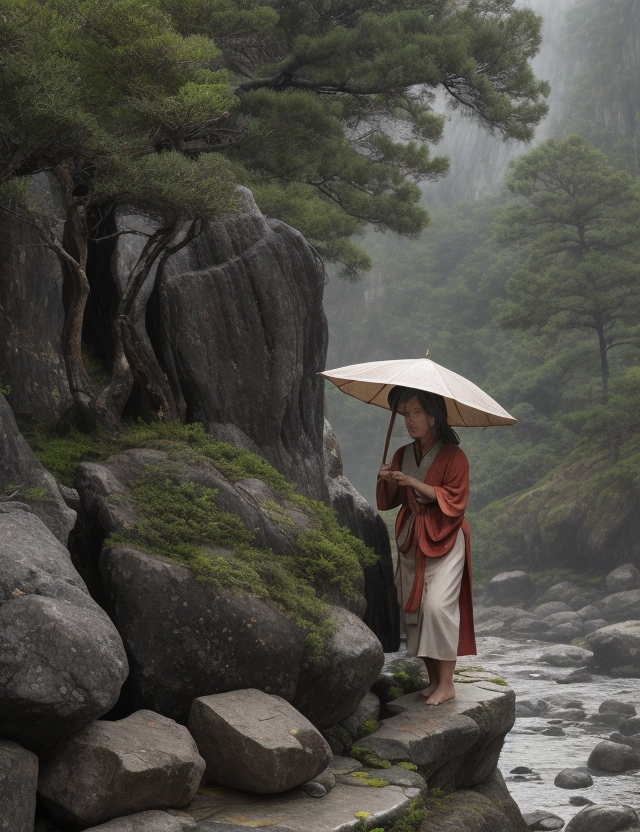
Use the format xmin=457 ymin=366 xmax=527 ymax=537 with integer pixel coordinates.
xmin=389 ymin=471 xmax=418 ymax=488
xmin=378 ymin=463 xmax=395 ymax=479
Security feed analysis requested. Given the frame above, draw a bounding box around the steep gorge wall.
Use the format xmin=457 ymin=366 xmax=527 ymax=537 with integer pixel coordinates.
xmin=0 ymin=183 xmax=399 ymax=648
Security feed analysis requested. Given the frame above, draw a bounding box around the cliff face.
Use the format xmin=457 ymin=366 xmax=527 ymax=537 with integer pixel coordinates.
xmin=158 ymin=188 xmax=328 ymax=501
xmin=0 ymin=182 xmax=399 ymax=648
xmin=0 ymin=174 xmax=71 ymax=420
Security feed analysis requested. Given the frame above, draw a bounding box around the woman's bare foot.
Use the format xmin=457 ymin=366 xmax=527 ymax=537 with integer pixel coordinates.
xmin=420 ymin=683 xmax=438 ymax=698
xmin=425 ymin=682 xmax=455 ymax=706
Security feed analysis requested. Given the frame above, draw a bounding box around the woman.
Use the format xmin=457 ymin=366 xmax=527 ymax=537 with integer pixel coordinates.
xmin=377 ymin=386 xmax=476 ymax=706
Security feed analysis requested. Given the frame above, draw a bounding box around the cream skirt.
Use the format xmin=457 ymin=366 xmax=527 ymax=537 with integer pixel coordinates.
xmin=395 ymin=528 xmax=465 ymax=661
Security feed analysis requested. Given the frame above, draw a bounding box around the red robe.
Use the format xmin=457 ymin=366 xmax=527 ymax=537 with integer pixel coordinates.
xmin=376 ymin=440 xmax=476 ymax=657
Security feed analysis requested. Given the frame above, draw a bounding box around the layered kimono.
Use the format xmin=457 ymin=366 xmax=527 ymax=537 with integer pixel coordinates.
xmin=376 ymin=439 xmax=476 ymax=658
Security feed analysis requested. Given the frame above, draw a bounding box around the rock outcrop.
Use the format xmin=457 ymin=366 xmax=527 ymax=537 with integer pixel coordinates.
xmin=356 ymin=681 xmax=515 ymax=791
xmin=0 ymin=394 xmax=75 ymax=545
xmin=69 ymin=446 xmax=383 ymax=727
xmin=0 ymin=174 xmax=72 ymax=422
xmin=0 ymin=507 xmax=127 ymax=750
xmin=158 ymin=188 xmax=327 ymax=501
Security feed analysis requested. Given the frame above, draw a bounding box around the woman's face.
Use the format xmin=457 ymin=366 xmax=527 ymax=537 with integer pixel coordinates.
xmin=400 ymin=396 xmax=435 ymax=444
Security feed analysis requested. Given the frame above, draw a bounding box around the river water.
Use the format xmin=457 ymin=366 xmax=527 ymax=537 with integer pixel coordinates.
xmin=476 ymin=635 xmax=640 ymax=822
xmin=388 ymin=635 xmax=640 ymax=824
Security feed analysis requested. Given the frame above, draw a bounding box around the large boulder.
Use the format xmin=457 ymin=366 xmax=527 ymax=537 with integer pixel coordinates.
xmin=606 ymin=565 xmax=640 ymax=595
xmin=101 ymin=544 xmax=307 ymax=723
xmin=554 ymin=768 xmax=593 ymax=789
xmin=565 ymin=805 xmax=640 ymax=832
xmin=587 ymin=740 xmax=640 ymax=772
xmin=484 ymin=572 xmax=535 ymax=607
xmin=292 ymin=605 xmax=384 ymax=729
xmin=0 ymin=394 xmax=75 ymax=544
xmin=540 ymin=582 xmax=599 ymax=610
xmin=538 ymin=645 xmax=593 ymax=668
xmin=0 ymin=508 xmax=127 ymax=750
xmin=584 ymin=622 xmax=640 ymax=676
xmin=418 ymin=769 xmax=529 ymax=832
xmin=0 ymin=740 xmax=38 ymax=832
xmin=188 ymin=689 xmax=331 ymax=794
xmin=73 ymin=446 xmax=381 ymax=728
xmin=599 ymin=591 xmax=640 ymax=624
xmin=37 ymin=710 xmax=204 ymax=825
xmin=70 ymin=447 xmax=320 ymax=602
xmin=358 ymin=682 xmax=515 ymax=791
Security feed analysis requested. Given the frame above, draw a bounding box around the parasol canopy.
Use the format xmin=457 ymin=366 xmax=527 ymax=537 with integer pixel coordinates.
xmin=320 ymin=356 xmax=516 ymax=427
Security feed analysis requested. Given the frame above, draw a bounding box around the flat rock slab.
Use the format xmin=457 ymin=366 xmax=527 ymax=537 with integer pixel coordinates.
xmin=357 ymin=681 xmax=514 ymax=790
xmin=172 ymin=782 xmax=420 ymax=832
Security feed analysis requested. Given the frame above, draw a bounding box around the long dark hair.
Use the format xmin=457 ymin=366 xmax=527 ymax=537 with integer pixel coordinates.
xmin=388 ymin=386 xmax=460 ymax=446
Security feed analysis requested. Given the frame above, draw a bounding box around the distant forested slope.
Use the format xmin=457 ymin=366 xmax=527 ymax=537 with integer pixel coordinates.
xmin=324 ymin=0 xmax=640 ymax=579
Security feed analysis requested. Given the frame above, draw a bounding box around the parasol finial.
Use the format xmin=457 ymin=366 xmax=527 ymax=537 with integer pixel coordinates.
xmin=425 ymin=349 xmax=430 ymax=359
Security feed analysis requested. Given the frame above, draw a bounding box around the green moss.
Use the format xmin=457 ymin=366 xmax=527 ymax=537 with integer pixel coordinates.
xmin=390 ymin=798 xmax=426 ymax=832
xmin=17 ymin=419 xmax=120 ymax=486
xmin=349 ymin=771 xmax=388 ymax=786
xmin=1 ymin=484 xmax=51 ymax=502
xmin=387 ymin=685 xmax=404 ymax=700
xmin=350 ymin=746 xmax=392 ymax=769
xmin=322 ymin=724 xmax=353 ymax=755
xmin=491 ymin=677 xmax=509 ymax=686
xmin=107 ymin=467 xmax=335 ymax=659
xmin=391 ymin=669 xmax=425 ymax=695
xmin=260 ymin=500 xmax=296 ymax=530
xmin=22 ymin=419 xmax=379 ymax=659
xmin=350 ymin=770 xmax=373 ymax=780
xmin=397 ymin=762 xmax=418 ymax=772
xmin=425 ymin=787 xmax=453 ymax=813
xmin=358 ymin=719 xmax=380 ymax=738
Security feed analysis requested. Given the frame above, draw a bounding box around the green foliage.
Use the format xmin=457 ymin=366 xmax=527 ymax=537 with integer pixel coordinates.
xmin=108 ymin=467 xmax=336 ymax=657
xmin=495 ymin=135 xmax=640 ymax=401
xmin=322 ymin=725 xmax=353 ymax=755
xmin=424 ymin=788 xmax=452 ymax=812
xmin=21 ymin=418 xmax=377 ymax=655
xmin=1 ymin=484 xmax=50 ymax=502
xmin=387 ymin=686 xmax=404 ymax=701
xmin=350 ymin=746 xmax=392 ymax=769
xmin=161 ymin=0 xmax=549 ymax=276
xmin=358 ymin=719 xmax=380 ymax=738
xmin=17 ymin=420 xmax=120 ymax=486
xmin=389 ymin=798 xmax=427 ymax=832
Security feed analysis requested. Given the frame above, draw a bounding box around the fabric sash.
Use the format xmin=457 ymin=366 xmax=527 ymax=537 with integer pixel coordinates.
xmin=397 ymin=439 xmax=443 ymax=613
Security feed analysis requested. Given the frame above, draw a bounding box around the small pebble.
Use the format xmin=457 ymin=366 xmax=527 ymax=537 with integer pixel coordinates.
xmin=302 ymin=781 xmax=327 ymax=798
